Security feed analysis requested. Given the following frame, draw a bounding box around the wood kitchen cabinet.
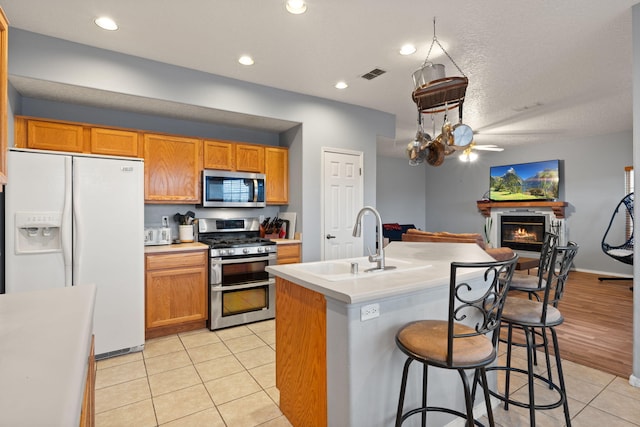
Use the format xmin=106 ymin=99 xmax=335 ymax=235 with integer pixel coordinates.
xmin=203 ymin=139 xmax=235 ymax=170
xmin=236 ymin=143 xmax=265 ymax=172
xmin=277 ymin=242 xmax=301 ymax=264
xmin=16 ymin=118 xmax=85 ymax=152
xmin=143 ymin=133 xmax=202 ymax=203
xmin=265 ymin=146 xmax=289 ymax=205
xmin=0 ymin=7 xmax=8 ymax=186
xmin=145 ymin=249 xmax=208 ymax=339
xmin=79 ymin=336 xmax=95 ymax=427
xmin=90 ymin=127 xmax=140 ymax=157
xmin=14 ymin=116 xmax=143 ymax=158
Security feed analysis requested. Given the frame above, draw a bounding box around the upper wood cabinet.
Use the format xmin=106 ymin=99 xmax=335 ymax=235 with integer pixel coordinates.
xmin=12 ymin=116 xmax=289 ymax=205
xmin=15 ymin=116 xmax=143 ymax=157
xmin=236 ymin=143 xmax=265 ymax=172
xmin=20 ymin=118 xmax=85 ymax=152
xmin=265 ymin=146 xmax=289 ymax=205
xmin=203 ymin=139 xmax=235 ymax=170
xmin=90 ymin=128 xmax=140 ymax=157
xmin=143 ymin=133 xmax=202 ymax=203
xmin=0 ymin=8 xmax=8 ymax=186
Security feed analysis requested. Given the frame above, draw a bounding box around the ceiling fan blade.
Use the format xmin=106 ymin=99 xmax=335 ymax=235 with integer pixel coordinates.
xmin=473 ymin=145 xmax=504 ymax=151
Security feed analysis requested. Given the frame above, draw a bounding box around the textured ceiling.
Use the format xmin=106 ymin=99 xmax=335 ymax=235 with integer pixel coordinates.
xmin=2 ymin=0 xmax=637 ymax=157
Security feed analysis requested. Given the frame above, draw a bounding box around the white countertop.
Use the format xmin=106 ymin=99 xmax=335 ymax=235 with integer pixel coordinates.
xmin=266 ymin=241 xmax=494 ymax=304
xmin=144 ymin=241 xmax=209 ymax=254
xmin=0 ymin=284 xmax=97 ymax=426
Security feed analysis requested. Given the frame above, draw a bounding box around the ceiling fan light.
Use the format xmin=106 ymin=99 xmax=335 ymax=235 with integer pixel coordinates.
xmin=459 ymin=151 xmax=478 ymax=162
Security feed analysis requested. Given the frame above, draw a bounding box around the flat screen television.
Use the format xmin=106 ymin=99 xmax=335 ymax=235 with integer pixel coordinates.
xmin=489 ymin=159 xmax=560 ymax=201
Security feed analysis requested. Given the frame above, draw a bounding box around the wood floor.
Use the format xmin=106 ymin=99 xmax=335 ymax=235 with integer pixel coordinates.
xmin=512 ymin=270 xmax=634 ymax=378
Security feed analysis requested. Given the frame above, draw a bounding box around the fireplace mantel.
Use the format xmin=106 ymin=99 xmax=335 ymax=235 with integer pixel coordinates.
xmin=476 ymin=200 xmax=568 ymax=219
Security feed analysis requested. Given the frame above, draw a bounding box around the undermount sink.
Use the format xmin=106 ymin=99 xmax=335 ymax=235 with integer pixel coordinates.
xmin=291 ymin=257 xmax=431 ymax=282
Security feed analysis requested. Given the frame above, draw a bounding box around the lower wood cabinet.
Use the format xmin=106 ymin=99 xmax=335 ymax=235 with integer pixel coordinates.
xmin=145 ymin=249 xmax=208 ymax=339
xmin=277 ymin=242 xmax=301 ymax=264
xmin=79 ymin=335 xmax=95 ymax=427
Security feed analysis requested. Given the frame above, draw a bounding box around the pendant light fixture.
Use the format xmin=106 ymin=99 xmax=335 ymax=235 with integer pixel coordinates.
xmin=407 ymin=18 xmax=475 ymax=167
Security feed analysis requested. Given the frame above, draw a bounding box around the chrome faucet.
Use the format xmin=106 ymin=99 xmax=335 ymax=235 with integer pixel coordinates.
xmin=352 ymin=206 xmax=386 ymax=271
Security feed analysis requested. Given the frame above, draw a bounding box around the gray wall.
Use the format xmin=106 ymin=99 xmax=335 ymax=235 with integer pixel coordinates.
xmin=377 ymin=131 xmax=632 ymax=275
xmin=8 ymin=29 xmax=396 ymax=261
xmin=376 ymin=156 xmax=427 ymax=230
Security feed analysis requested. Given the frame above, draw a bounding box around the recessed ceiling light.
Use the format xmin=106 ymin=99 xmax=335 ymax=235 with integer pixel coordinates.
xmin=335 ymin=81 xmax=348 ymax=90
xmin=286 ymin=0 xmax=307 ymax=14
xmin=94 ymin=16 xmax=118 ymax=31
xmin=399 ymin=44 xmax=416 ymax=55
xmin=238 ymin=55 xmax=254 ymax=66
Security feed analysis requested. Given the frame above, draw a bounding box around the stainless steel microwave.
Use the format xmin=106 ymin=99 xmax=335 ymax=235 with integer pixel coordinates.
xmin=202 ymin=170 xmax=266 ymax=208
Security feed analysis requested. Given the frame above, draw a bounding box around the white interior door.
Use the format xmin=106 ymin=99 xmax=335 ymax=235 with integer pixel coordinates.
xmin=322 ymin=148 xmax=363 ymax=260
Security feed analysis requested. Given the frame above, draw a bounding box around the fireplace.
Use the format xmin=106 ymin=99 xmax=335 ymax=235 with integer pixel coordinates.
xmin=500 ymin=215 xmax=547 ymax=252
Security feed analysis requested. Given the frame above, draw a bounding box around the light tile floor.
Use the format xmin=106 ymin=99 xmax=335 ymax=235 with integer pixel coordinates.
xmin=95 ymin=320 xmax=640 ymax=426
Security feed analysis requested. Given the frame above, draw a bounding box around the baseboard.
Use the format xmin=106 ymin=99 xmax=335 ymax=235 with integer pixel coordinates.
xmin=574 ymin=267 xmax=633 ymax=278
xmin=630 ymin=374 xmax=640 ymax=388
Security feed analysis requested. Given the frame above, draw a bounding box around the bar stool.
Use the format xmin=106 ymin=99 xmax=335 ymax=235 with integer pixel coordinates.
xmin=394 ymin=255 xmax=518 ymax=427
xmin=509 ymin=232 xmax=558 ymax=300
xmin=489 ymin=242 xmax=579 ymax=427
xmin=509 ymin=232 xmax=558 ymax=368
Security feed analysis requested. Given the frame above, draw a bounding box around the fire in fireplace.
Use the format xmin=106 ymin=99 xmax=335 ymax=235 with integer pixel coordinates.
xmin=500 ymin=215 xmax=547 ymax=252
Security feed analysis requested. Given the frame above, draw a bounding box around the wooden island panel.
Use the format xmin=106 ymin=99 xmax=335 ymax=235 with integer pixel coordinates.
xmin=275 ymin=277 xmax=327 ymax=427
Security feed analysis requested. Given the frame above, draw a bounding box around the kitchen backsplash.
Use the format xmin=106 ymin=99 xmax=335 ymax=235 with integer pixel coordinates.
xmin=144 ymin=204 xmax=283 ymax=241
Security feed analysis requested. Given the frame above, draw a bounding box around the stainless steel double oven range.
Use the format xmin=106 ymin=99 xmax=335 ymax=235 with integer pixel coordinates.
xmin=197 ymin=217 xmax=276 ymax=330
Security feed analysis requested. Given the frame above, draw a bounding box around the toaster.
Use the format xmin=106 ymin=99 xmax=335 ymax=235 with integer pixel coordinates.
xmin=144 ymin=226 xmax=172 ymax=246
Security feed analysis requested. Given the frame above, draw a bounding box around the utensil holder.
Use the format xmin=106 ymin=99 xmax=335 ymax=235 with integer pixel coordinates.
xmin=179 ymin=224 xmax=194 ymax=243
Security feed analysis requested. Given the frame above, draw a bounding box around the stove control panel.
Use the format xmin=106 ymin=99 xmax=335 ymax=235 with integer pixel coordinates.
xmin=209 ymin=244 xmax=275 ymax=258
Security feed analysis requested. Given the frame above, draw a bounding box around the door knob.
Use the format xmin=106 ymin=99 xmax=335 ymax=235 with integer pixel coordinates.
xmin=326 ymin=234 xmax=336 ymax=239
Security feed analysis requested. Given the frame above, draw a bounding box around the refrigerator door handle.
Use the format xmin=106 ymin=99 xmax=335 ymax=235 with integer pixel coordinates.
xmin=72 ymin=160 xmax=81 ymax=287
xmin=62 ymin=156 xmax=73 ymax=287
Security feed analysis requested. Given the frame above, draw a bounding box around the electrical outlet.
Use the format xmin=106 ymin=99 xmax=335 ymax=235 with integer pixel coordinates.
xmin=360 ymin=303 xmax=380 ymax=321
xmin=161 ymin=216 xmax=169 ymax=227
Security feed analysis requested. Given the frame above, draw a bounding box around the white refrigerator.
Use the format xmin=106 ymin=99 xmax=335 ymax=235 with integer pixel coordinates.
xmin=5 ymin=148 xmax=145 ymax=358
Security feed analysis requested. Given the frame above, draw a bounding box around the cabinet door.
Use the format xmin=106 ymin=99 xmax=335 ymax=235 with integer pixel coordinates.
xmin=236 ymin=144 xmax=265 ymax=172
xmin=277 ymin=243 xmax=301 ymax=264
xmin=26 ymin=119 xmax=84 ymax=152
xmin=0 ymin=8 xmax=7 ymax=185
xmin=265 ymin=147 xmax=289 ymax=205
xmin=145 ymin=265 xmax=208 ymax=329
xmin=144 ymin=134 xmax=202 ymax=203
xmin=203 ymin=139 xmax=235 ymax=170
xmin=91 ymin=128 xmax=140 ymax=157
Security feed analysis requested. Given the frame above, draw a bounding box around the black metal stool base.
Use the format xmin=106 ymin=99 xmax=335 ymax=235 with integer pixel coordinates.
xmin=489 ymin=324 xmax=571 ymax=426
xmin=486 ymin=365 xmax=566 ymax=411
xmin=398 ymin=406 xmax=487 ymax=427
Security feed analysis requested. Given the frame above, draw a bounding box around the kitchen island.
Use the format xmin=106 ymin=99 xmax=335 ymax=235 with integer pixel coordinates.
xmin=0 ymin=284 xmax=97 ymax=426
xmin=266 ymin=241 xmax=497 ymax=427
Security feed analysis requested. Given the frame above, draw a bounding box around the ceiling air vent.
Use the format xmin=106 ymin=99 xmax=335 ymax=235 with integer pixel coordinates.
xmin=361 ymin=68 xmax=386 ymax=80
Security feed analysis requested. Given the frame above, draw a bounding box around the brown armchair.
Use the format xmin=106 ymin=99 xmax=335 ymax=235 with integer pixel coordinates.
xmin=401 ymin=229 xmax=515 ymax=261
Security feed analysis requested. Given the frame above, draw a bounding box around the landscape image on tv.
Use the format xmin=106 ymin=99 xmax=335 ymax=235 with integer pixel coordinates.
xmin=490 ymin=160 xmax=559 ymax=201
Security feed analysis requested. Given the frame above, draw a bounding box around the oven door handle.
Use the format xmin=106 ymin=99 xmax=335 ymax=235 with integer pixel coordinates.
xmin=211 ymin=280 xmax=274 ymax=292
xmin=211 ymin=254 xmax=276 ymax=264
